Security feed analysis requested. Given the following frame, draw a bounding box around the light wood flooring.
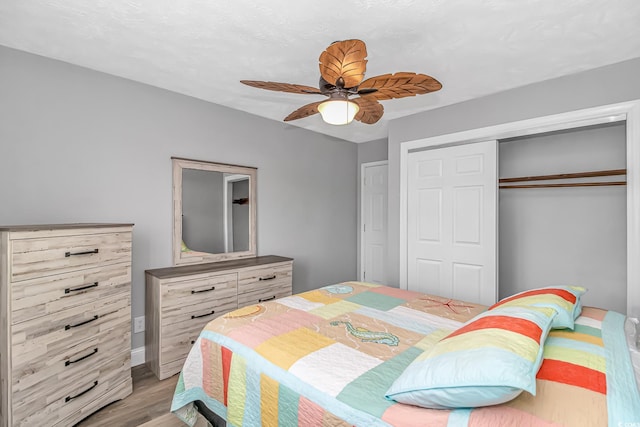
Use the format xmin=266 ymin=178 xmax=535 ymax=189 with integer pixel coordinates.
xmin=76 ymin=365 xmax=208 ymax=427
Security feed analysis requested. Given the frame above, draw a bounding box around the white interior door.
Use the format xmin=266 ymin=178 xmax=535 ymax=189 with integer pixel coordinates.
xmin=361 ymin=162 xmax=388 ymax=284
xmin=407 ymin=141 xmax=497 ymax=305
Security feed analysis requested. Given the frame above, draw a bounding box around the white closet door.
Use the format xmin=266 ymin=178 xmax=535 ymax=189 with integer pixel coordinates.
xmin=407 ymin=140 xmax=498 ymax=305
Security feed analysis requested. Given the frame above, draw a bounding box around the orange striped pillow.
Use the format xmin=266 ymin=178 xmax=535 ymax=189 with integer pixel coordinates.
xmin=489 ymin=286 xmax=586 ymax=329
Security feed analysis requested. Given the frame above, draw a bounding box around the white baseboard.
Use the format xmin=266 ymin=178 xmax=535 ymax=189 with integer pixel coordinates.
xmin=131 ymin=346 xmax=145 ymax=367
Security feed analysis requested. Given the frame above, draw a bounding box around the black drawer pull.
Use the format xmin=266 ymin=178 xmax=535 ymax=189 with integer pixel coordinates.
xmin=191 ymin=340 xmax=196 ymax=345
xmin=259 ymin=275 xmax=277 ymax=281
xmin=65 ymin=381 xmax=98 ymax=402
xmin=191 ymin=310 xmax=215 ymax=319
xmin=65 ymin=282 xmax=99 ymax=294
xmin=259 ymin=295 xmax=276 ymax=302
xmin=65 ymin=315 xmax=99 ymax=330
xmin=65 ymin=249 xmax=99 ymax=258
xmin=191 ymin=286 xmax=216 ymax=294
xmin=65 ymin=348 xmax=98 ymax=366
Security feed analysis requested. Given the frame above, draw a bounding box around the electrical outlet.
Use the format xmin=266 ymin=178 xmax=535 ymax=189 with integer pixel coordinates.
xmin=134 ymin=316 xmax=145 ymax=333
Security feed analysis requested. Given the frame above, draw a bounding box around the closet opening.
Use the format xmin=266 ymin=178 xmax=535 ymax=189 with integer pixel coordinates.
xmin=399 ymin=99 xmax=640 ymax=318
xmin=498 ymin=122 xmax=627 ymax=313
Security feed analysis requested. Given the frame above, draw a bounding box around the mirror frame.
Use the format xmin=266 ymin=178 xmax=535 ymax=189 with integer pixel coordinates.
xmin=172 ymin=157 xmax=257 ymax=265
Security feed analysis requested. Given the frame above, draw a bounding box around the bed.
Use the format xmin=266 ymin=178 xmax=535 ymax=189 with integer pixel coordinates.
xmin=170 ymin=282 xmax=640 ymax=426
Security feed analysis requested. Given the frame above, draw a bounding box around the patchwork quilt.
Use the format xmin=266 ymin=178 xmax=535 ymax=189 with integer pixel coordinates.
xmin=171 ymin=282 xmax=640 ymax=426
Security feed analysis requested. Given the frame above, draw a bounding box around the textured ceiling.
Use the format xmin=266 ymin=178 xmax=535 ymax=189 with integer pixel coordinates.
xmin=1 ymin=0 xmax=640 ymax=143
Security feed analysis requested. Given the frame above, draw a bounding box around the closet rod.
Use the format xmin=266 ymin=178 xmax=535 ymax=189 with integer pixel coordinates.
xmin=500 ymin=181 xmax=626 ymax=189
xmin=499 ymin=168 xmax=626 ymax=184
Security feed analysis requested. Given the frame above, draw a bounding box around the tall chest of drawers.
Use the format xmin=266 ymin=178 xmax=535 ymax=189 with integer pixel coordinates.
xmin=145 ymin=255 xmax=293 ymax=380
xmin=0 ymin=224 xmax=133 ymax=427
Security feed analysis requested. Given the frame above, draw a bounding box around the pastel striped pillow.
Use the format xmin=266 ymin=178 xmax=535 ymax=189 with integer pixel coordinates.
xmin=386 ymin=306 xmax=557 ymax=409
xmin=489 ymin=286 xmax=586 ymax=329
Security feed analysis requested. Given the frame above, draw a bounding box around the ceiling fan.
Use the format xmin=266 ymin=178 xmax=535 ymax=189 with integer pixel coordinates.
xmin=241 ymin=39 xmax=442 ymax=126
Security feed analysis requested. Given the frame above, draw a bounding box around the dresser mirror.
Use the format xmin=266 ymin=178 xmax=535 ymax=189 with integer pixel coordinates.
xmin=172 ymin=157 xmax=257 ymax=265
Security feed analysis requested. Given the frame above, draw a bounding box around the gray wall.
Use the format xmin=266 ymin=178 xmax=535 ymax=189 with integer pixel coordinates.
xmin=387 ymin=57 xmax=640 ymax=290
xmin=357 ymin=138 xmax=388 ymax=166
xmin=499 ymin=124 xmax=627 ymax=313
xmin=0 ymin=45 xmax=358 ymax=349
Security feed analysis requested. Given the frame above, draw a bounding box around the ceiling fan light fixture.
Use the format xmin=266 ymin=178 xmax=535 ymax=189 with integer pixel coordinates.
xmin=318 ymin=99 xmax=359 ymax=125
xmin=241 ymin=39 xmax=442 ymax=125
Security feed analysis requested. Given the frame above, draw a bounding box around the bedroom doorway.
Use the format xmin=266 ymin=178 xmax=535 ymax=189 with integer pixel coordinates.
xmin=361 ymin=161 xmax=388 ymax=284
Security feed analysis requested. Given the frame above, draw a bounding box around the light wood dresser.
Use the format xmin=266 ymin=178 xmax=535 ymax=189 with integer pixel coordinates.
xmin=0 ymin=223 xmax=133 ymax=427
xmin=145 ymin=255 xmax=293 ymax=380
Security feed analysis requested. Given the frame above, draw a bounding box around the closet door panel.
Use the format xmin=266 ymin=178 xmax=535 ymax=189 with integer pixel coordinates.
xmin=413 ymin=259 xmax=443 ymax=296
xmin=453 ymin=186 xmax=482 ymax=245
xmin=407 ymin=140 xmax=497 ymax=305
xmin=417 ymin=188 xmax=442 ymax=242
xmin=452 ymin=263 xmax=482 ymax=303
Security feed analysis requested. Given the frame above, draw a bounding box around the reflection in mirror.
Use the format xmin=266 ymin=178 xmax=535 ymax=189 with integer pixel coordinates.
xmin=226 ymin=175 xmax=250 ymax=252
xmin=173 ymin=158 xmax=256 ymax=266
xmin=181 ymin=170 xmax=250 ymax=254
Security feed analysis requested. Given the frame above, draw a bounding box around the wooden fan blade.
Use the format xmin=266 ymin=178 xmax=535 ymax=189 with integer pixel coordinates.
xmin=241 ymin=80 xmax=321 ymax=95
xmin=352 ymin=97 xmax=384 ymax=124
xmin=284 ymin=101 xmax=324 ymax=122
xmin=357 ymin=88 xmax=379 ymax=95
xmin=318 ymin=39 xmax=368 ymax=89
xmin=358 ymin=72 xmax=442 ymax=100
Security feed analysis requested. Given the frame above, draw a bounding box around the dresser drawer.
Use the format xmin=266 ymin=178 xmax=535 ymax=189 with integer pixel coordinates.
xmin=12 ymin=349 xmax=131 ymax=427
xmin=11 ymin=292 xmax=130 ymax=363
xmin=237 ymin=262 xmax=292 ymax=306
xmin=162 ymin=291 xmax=238 ymax=327
xmin=237 ymin=281 xmax=292 ymax=307
xmin=160 ymin=296 xmax=237 ymax=365
xmin=56 ymin=378 xmax=131 ymax=427
xmin=11 ymin=263 xmax=131 ymax=324
xmin=237 ymin=262 xmax=292 ymax=293
xmin=161 ymin=272 xmax=237 ymax=310
xmin=11 ymin=323 xmax=130 ymax=422
xmin=10 ymin=230 xmax=132 ymax=282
